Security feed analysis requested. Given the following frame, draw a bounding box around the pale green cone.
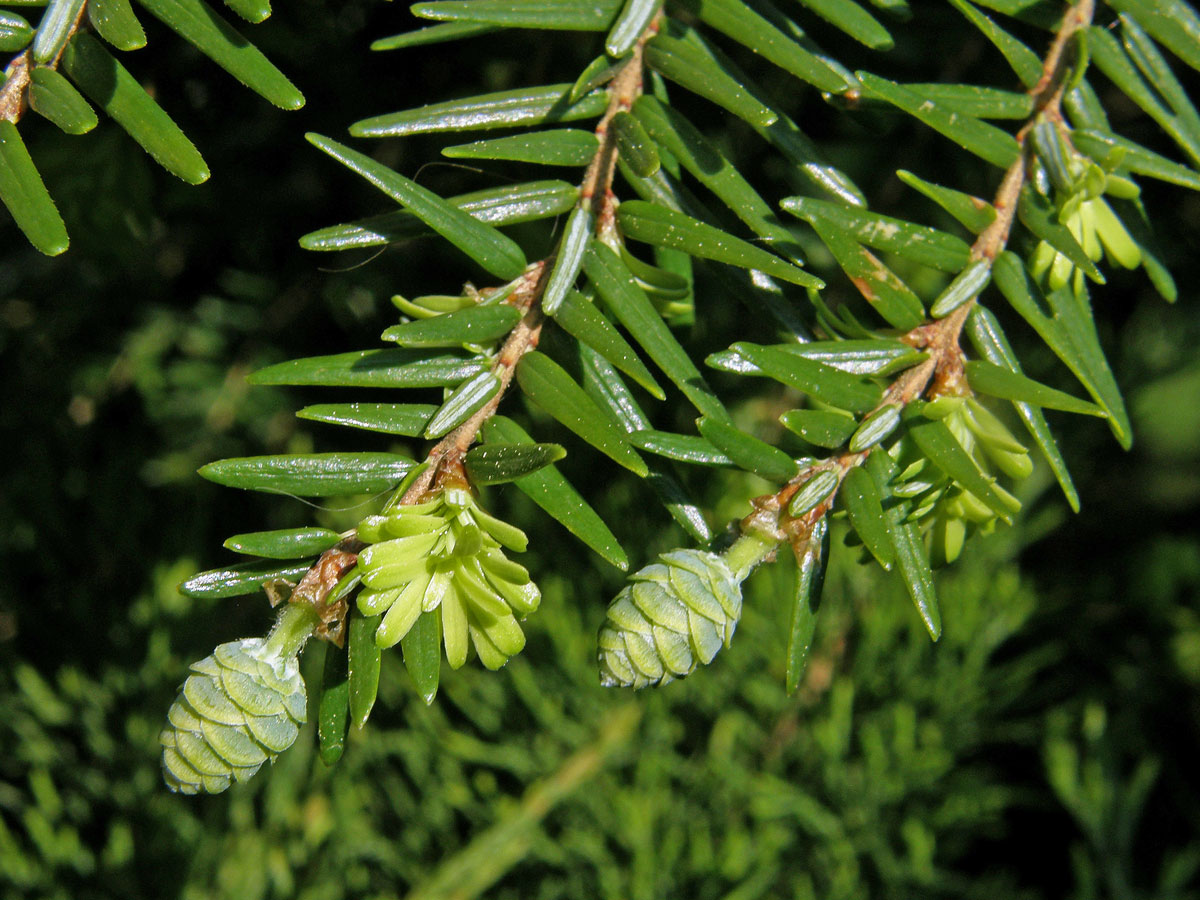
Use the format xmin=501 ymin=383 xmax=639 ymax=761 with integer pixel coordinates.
xmin=597 ymin=549 xmax=741 ymax=689
xmin=161 ymin=607 xmax=312 ymax=795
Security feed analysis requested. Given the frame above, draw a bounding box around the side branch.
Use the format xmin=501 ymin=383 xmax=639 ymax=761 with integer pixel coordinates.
xmin=396 ymin=22 xmax=660 ymax=499
xmin=756 ymin=0 xmax=1096 ymax=547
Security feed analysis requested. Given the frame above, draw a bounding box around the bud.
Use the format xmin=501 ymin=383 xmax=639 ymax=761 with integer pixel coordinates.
xmin=1030 ymin=240 xmax=1056 ymax=281
xmin=1072 ymin=199 xmax=1102 ymax=262
xmin=160 ymin=632 xmax=308 ymax=795
xmin=355 ymin=486 xmax=539 ymax=670
xmin=597 ymin=549 xmax=741 ymax=689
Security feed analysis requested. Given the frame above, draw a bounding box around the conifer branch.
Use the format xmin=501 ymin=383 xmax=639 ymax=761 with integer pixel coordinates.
xmin=400 ymin=18 xmax=660 ymax=503
xmin=302 ymin=15 xmax=665 ymax=630
xmin=154 ymin=0 xmax=1197 ymax=791
xmin=758 ymin=0 xmax=1097 ymax=552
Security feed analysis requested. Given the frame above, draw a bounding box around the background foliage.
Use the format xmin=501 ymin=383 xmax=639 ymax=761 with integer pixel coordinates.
xmin=2 ymin=0 xmax=1200 ymax=896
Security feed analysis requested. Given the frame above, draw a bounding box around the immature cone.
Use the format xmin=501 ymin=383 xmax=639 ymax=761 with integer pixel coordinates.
xmin=160 ymin=636 xmax=308 ymax=795
xmin=597 ymin=549 xmax=742 ymax=689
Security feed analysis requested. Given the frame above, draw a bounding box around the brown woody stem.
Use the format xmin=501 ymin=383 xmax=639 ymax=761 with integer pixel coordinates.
xmin=581 ymin=26 xmax=652 ymax=241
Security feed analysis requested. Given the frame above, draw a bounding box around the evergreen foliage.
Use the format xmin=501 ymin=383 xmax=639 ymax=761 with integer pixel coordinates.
xmin=129 ymin=0 xmax=1198 ymax=788
xmin=2 ymin=0 xmax=1200 ymax=895
xmin=1 ymin=0 xmax=302 ymax=253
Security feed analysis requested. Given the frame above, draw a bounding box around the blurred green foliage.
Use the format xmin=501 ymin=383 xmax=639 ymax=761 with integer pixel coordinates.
xmin=3 ymin=1 xmax=1200 ymax=897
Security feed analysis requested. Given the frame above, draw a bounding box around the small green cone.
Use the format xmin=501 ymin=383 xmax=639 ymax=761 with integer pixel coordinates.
xmin=597 ymin=549 xmax=741 ymax=689
xmin=161 ymin=627 xmax=309 ymax=794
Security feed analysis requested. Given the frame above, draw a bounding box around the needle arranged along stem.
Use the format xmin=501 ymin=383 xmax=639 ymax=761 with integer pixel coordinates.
xmin=757 ymin=0 xmax=1096 ymax=547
